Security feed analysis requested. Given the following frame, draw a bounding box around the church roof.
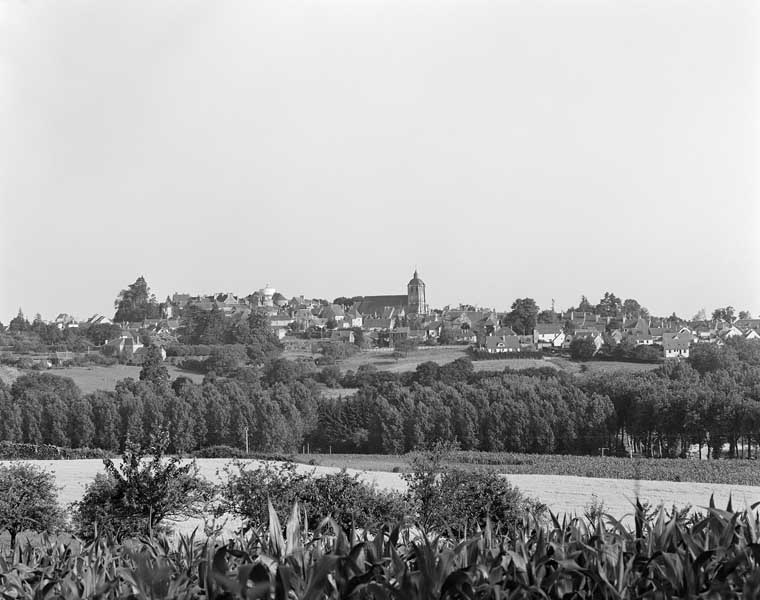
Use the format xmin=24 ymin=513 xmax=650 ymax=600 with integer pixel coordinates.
xmin=355 ymin=295 xmax=408 ymax=318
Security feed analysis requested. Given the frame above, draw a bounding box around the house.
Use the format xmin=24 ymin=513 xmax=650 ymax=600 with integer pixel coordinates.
xmin=605 ymin=329 xmax=624 ymax=345
xmin=629 ymin=332 xmax=654 ymax=346
xmin=329 ymin=329 xmax=355 ymax=343
xmin=51 ymin=351 xmax=74 ymax=366
xmin=106 ymin=333 xmax=143 ymax=358
xmin=745 ymin=329 xmax=760 ymax=341
xmin=345 ymin=307 xmax=363 ymax=328
xmin=83 ymin=314 xmax=113 ymax=327
xmin=662 ymin=332 xmax=692 ymax=358
xmin=533 ymin=324 xmax=564 ymax=348
xmin=363 ymin=317 xmax=395 ymax=331
xmin=736 ymin=318 xmax=760 ymax=333
xmin=54 ymin=314 xmax=78 ymax=329
xmin=718 ymin=326 xmax=744 ymax=342
xmin=320 ymin=304 xmax=346 ymax=325
xmin=485 ymin=335 xmax=520 ymax=353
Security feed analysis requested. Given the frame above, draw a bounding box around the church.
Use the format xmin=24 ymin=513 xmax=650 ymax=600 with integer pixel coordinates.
xmin=354 ymin=270 xmax=428 ymax=318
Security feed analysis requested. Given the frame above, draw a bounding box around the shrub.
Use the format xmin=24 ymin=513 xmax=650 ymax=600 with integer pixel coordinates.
xmin=403 ymin=443 xmax=542 ymax=534
xmin=0 ymin=462 xmax=64 ymax=549
xmin=72 ymin=432 xmax=214 ymax=540
xmin=218 ymin=461 xmax=410 ymax=533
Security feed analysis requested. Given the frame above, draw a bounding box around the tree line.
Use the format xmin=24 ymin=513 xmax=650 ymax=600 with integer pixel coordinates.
xmin=0 ymin=337 xmax=758 ymax=458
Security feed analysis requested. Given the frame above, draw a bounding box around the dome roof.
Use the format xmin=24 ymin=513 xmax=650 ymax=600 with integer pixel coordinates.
xmin=408 ymin=269 xmax=425 ymax=287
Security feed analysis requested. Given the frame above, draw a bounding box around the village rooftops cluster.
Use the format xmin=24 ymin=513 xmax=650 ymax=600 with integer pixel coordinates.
xmin=20 ymin=271 xmax=758 ymax=364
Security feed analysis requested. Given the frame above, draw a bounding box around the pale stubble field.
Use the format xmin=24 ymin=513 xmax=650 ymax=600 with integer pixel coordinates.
xmin=4 ymin=458 xmax=758 ymax=537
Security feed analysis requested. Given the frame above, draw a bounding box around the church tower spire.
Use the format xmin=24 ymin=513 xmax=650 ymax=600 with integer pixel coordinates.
xmin=407 ymin=269 xmax=427 ymax=315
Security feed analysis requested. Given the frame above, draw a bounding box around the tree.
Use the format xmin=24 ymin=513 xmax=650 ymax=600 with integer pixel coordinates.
xmin=712 ymin=306 xmax=736 ymax=323
xmin=114 ymin=276 xmax=160 ymax=323
xmin=503 ymin=298 xmax=539 ymax=335
xmin=139 ymin=345 xmax=169 ymax=386
xmin=622 ymin=298 xmax=646 ymax=318
xmin=577 ymin=296 xmax=595 ymax=314
xmin=537 ymin=310 xmax=558 ymax=324
xmin=739 ymin=310 xmax=752 ymax=320
xmin=0 ymin=463 xmax=63 ymax=549
xmin=570 ymin=336 xmax=597 ymax=360
xmin=692 ymin=308 xmax=707 ymax=321
xmin=72 ymin=431 xmax=213 ymax=539
xmin=8 ymin=309 xmax=29 ymax=333
xmin=596 ymin=292 xmax=622 ymax=317
xmin=205 ymin=345 xmax=247 ymax=377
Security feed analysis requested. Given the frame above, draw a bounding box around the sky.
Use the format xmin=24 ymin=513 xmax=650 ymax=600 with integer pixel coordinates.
xmin=1 ymin=0 xmax=759 ymax=323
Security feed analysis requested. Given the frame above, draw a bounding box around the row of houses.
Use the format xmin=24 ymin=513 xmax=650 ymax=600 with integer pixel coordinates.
xmin=481 ymin=316 xmax=760 ymax=359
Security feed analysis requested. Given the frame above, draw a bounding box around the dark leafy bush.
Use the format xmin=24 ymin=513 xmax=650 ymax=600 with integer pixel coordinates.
xmin=403 ymin=444 xmax=543 ymax=534
xmin=217 ymin=461 xmax=410 ymax=532
xmin=72 ymin=432 xmax=214 ymax=540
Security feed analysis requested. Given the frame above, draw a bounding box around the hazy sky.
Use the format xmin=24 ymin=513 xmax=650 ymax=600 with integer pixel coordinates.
xmin=1 ymin=0 xmax=758 ymax=323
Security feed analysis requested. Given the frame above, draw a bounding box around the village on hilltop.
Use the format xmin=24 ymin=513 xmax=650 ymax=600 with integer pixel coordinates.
xmin=4 ymin=270 xmax=757 ymax=369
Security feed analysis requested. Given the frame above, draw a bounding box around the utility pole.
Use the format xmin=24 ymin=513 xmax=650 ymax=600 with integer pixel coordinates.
xmin=244 ymin=426 xmax=249 ymax=455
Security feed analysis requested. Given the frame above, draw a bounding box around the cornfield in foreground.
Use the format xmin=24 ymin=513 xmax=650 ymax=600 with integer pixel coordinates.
xmin=2 ymin=496 xmax=760 ymax=599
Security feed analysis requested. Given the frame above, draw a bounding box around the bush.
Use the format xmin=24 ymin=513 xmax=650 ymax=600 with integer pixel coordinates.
xmin=403 ymin=444 xmax=542 ymax=534
xmin=72 ymin=432 xmax=214 ymax=540
xmin=218 ymin=461 xmax=410 ymax=533
xmin=0 ymin=463 xmax=64 ymax=548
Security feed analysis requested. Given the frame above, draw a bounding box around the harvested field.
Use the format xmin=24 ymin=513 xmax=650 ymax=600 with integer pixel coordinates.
xmin=5 ymin=458 xmax=758 ymax=535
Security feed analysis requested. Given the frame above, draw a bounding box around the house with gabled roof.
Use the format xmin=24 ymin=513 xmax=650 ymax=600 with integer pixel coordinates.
xmin=485 ymin=335 xmax=520 ymax=353
xmin=533 ymin=323 xmax=564 ymax=347
xmin=663 ymin=332 xmax=692 ymax=358
xmin=736 ymin=318 xmax=760 ymax=333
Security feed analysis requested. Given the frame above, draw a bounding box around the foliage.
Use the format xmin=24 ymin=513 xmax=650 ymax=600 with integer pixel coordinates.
xmin=138 ymin=345 xmax=169 ymax=385
xmin=0 ymin=441 xmax=114 ymax=460
xmin=712 ymin=305 xmax=736 ymax=322
xmin=596 ymin=291 xmax=622 ymax=317
xmin=403 ymin=443 xmax=542 ymax=533
xmin=217 ymin=461 xmax=409 ymax=533
xmin=570 ymin=335 xmax=597 ymax=359
xmin=6 ymin=495 xmax=760 ymax=598
xmin=502 ymin=297 xmax=539 ymax=335
xmin=72 ymin=431 xmax=213 ymax=540
xmin=0 ymin=463 xmax=63 ymax=548
xmin=113 ymin=275 xmax=161 ymax=323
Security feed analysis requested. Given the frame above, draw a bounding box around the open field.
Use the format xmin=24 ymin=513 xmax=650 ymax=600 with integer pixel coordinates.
xmin=294 ymin=452 xmax=760 ymax=486
xmin=10 ymin=364 xmax=204 ymax=393
xmin=546 ymin=356 xmax=660 ymax=375
xmin=330 ymin=346 xmax=559 ymax=374
xmin=3 ymin=458 xmax=758 ymax=533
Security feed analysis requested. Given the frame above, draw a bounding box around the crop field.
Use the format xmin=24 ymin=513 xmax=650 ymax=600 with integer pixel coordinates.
xmin=4 ymin=458 xmax=759 ymax=535
xmin=300 ymin=452 xmax=760 ymax=486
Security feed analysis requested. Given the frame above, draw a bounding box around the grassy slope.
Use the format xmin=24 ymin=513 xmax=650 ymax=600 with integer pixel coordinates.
xmin=16 ymin=364 xmax=204 ymax=393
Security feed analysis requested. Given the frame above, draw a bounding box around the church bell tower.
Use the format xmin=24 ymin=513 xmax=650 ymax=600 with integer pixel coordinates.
xmin=407 ymin=269 xmax=427 ymax=315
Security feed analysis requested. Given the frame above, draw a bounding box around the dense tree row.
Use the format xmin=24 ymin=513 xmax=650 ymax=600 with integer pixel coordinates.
xmin=0 ymin=367 xmax=319 ymax=454
xmin=1 ymin=338 xmax=759 ymax=458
